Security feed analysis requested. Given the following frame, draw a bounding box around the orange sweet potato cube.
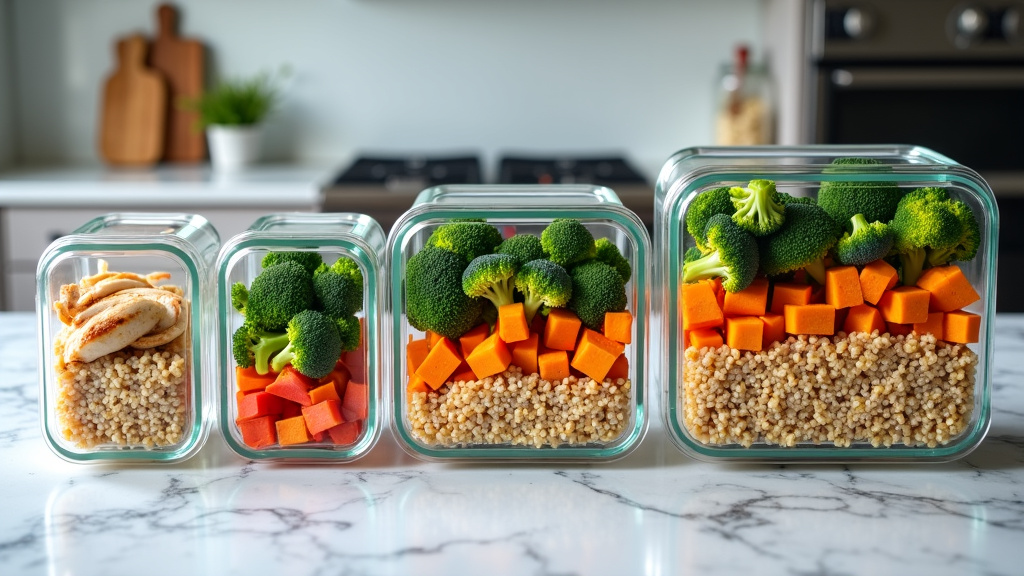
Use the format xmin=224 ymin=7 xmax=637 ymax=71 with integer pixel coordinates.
xmin=606 ymin=353 xmax=629 ymax=381
xmin=497 ymin=302 xmax=530 ymax=343
xmin=843 ymin=304 xmax=886 ymax=336
xmin=916 ymin=265 xmax=981 ymax=312
xmin=688 ymin=328 xmax=724 ymax=350
xmin=770 ymin=283 xmax=813 ymax=314
xmin=784 ymin=304 xmax=836 ymax=335
xmin=510 ymin=332 xmax=539 ymax=375
xmin=458 ymin=322 xmax=491 ymax=357
xmin=415 ymin=337 xmax=463 ymax=389
xmin=538 ymin=349 xmax=570 ymax=381
xmin=544 ymin=308 xmax=582 ymax=351
xmin=275 ymin=415 xmax=312 ymax=446
xmin=464 ymin=333 xmax=512 ymax=379
xmin=877 ymin=286 xmax=930 ymax=324
xmin=570 ymin=329 xmax=625 ymax=382
xmin=682 ymin=282 xmax=724 ymax=330
xmin=825 ymin=265 xmax=863 ymax=309
xmin=943 ymin=310 xmax=981 ymax=344
xmin=759 ymin=313 xmax=786 ymax=346
xmin=603 ymin=311 xmax=633 ymax=344
xmin=725 ymin=316 xmax=763 ymax=351
xmin=723 ymin=277 xmax=769 ymax=316
xmin=913 ymin=311 xmax=945 ymax=339
xmin=859 ymin=259 xmax=899 ymax=305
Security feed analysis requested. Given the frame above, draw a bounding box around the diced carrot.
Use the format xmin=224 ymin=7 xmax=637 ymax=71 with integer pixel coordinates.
xmin=275 ymin=415 xmax=311 ymax=446
xmin=723 ymin=277 xmax=769 ymax=316
xmin=689 ymin=328 xmax=724 ymax=350
xmin=302 ymin=399 xmax=344 ymax=436
xmin=759 ymin=313 xmax=786 ymax=346
xmin=415 ymin=336 xmax=463 ymax=389
xmin=497 ymin=302 xmax=530 ymax=343
xmin=877 ymin=286 xmax=930 ymax=324
xmin=571 ymin=328 xmax=626 ymax=382
xmin=825 ymin=266 xmax=863 ymax=309
xmin=407 ymin=374 xmax=430 ymax=395
xmin=912 ymin=311 xmax=945 ymax=339
xmin=603 ymin=311 xmax=633 ymax=344
xmin=235 ymin=365 xmax=277 ymax=393
xmin=265 ymin=366 xmax=314 ymax=407
xmin=458 ymin=322 xmax=491 ymax=357
xmin=887 ymin=321 xmax=913 ymax=336
xmin=510 ymin=332 xmax=539 ymax=375
xmin=318 ymin=365 xmax=350 ymax=401
xmin=450 ymin=361 xmax=478 ymax=383
xmin=843 ymin=304 xmax=886 ymax=335
xmin=784 ymin=304 xmax=836 ymax=335
xmin=544 ymin=308 xmax=583 ymax=350
xmin=427 ymin=330 xmax=444 ymax=348
xmin=725 ymin=316 xmax=763 ymax=351
xmin=237 ymin=415 xmax=278 ymax=448
xmin=700 ymin=277 xmax=724 ymax=294
xmin=943 ymin=310 xmax=981 ymax=344
xmin=769 ymin=283 xmax=813 ymax=314
xmin=309 ymin=381 xmax=342 ymax=405
xmin=860 ymin=259 xmax=899 ymax=305
xmin=326 ymin=420 xmax=361 ymax=445
xmin=406 ymin=337 xmax=431 ymax=373
xmin=341 ymin=381 xmax=369 ymax=422
xmin=465 ymin=332 xmax=512 ymax=379
xmin=681 ymin=282 xmax=724 ymax=330
xmin=606 ymin=353 xmax=629 ymax=381
xmin=538 ymin=349 xmax=570 ymax=381
xmin=916 ymin=265 xmax=981 ymax=312
xmin=237 ymin=391 xmax=286 ymax=421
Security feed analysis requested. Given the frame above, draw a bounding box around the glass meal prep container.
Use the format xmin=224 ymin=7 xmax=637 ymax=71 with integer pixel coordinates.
xmin=387 ymin=185 xmax=650 ymax=462
xmin=655 ymin=145 xmax=998 ymax=462
xmin=216 ymin=213 xmax=385 ymax=462
xmin=37 ymin=213 xmax=219 ymax=463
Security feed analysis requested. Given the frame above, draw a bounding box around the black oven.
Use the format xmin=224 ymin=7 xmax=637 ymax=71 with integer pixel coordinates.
xmin=809 ymin=0 xmax=1024 ymax=310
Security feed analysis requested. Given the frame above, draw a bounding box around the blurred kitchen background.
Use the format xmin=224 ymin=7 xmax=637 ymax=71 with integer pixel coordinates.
xmin=0 ymin=0 xmax=1021 ymax=311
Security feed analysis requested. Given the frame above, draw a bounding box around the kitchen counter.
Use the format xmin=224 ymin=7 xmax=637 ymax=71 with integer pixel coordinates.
xmin=1 ymin=311 xmax=1022 ymax=576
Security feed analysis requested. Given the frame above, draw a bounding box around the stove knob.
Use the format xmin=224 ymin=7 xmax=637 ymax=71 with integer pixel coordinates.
xmin=954 ymin=5 xmax=989 ymax=39
xmin=842 ymin=7 xmax=874 ymax=39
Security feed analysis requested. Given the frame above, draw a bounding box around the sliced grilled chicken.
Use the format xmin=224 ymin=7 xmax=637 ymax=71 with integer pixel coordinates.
xmin=63 ymin=298 xmax=165 ymax=363
xmin=116 ymin=288 xmax=182 ymax=331
xmin=131 ymin=300 xmax=189 ymax=349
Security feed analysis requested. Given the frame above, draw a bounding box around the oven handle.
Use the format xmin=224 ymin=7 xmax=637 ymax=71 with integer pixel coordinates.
xmin=831 ymin=67 xmax=1024 ymax=89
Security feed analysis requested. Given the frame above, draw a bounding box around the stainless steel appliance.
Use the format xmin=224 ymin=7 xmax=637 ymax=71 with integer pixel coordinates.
xmin=808 ymin=0 xmax=1024 ymax=310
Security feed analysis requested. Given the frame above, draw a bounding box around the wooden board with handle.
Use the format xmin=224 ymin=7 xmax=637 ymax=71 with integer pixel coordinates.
xmin=149 ymin=3 xmax=206 ymax=163
xmin=99 ymin=34 xmax=166 ymax=166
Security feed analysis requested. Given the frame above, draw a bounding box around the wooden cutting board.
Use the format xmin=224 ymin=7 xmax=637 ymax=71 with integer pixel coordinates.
xmin=99 ymin=34 xmax=166 ymax=166
xmin=149 ymin=3 xmax=206 ymax=162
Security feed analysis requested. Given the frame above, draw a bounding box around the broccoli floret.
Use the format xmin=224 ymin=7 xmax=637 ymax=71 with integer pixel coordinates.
xmin=261 ymin=251 xmax=323 ymax=275
xmin=568 ymin=261 xmax=627 ymax=330
xmin=426 ymin=222 xmax=503 ymax=261
xmin=541 ymin=218 xmax=595 ymax=267
xmin=834 ymin=213 xmax=895 ymax=266
xmin=926 ymin=198 xmax=980 ymax=266
xmin=232 ymin=322 xmax=288 ymax=375
xmin=817 ymin=157 xmax=903 ymax=229
xmin=330 ymin=256 xmax=364 ymax=288
xmin=406 ymin=246 xmax=482 ymax=339
xmin=759 ymin=203 xmax=841 ymax=284
xmin=269 ymin=309 xmax=343 ymax=379
xmin=230 ymin=282 xmax=249 ymax=314
xmin=312 ymin=262 xmax=362 ymax=318
xmin=462 ymin=253 xmax=519 ymax=309
xmin=515 ymin=259 xmax=572 ymax=324
xmin=335 ymin=315 xmax=362 ymax=353
xmin=778 ymin=192 xmax=816 ymax=206
xmin=246 ymin=260 xmax=316 ymax=331
xmin=685 ymin=186 xmax=734 ymax=252
xmin=682 ymin=214 xmax=759 ymax=292
xmin=729 ymin=179 xmax=785 ymax=237
xmin=496 ymin=234 xmax=545 ymax=266
xmin=593 ymin=238 xmax=631 ymax=283
xmin=890 ymin=187 xmax=970 ymax=285
xmin=683 ymin=246 xmax=704 ymax=263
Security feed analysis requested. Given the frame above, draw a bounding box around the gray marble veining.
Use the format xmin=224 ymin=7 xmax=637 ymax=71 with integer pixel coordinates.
xmin=2 ymin=312 xmax=1022 ymax=576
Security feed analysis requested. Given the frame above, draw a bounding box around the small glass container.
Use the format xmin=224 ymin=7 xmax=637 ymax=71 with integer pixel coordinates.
xmin=714 ymin=45 xmax=774 ymax=146
xmin=216 ymin=213 xmax=385 ymax=462
xmin=37 ymin=213 xmax=220 ymax=463
xmin=655 ymin=145 xmax=998 ymax=462
xmin=387 ymin=185 xmax=650 ymax=462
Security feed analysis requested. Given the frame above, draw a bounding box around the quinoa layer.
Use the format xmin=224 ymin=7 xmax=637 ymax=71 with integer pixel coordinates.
xmin=407 ymin=366 xmax=632 ymax=448
xmin=682 ymin=331 xmax=978 ymax=448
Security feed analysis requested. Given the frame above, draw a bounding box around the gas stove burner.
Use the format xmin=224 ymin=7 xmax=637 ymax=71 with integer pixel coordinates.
xmin=333 ymin=155 xmax=482 ymax=191
xmin=498 ymin=156 xmax=648 ymax=186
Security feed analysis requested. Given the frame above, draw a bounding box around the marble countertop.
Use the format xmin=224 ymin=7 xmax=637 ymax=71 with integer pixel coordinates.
xmin=2 ymin=312 xmax=1022 ymax=576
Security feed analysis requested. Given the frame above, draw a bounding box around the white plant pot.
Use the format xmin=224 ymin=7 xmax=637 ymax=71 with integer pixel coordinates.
xmin=207 ymin=125 xmax=262 ymax=171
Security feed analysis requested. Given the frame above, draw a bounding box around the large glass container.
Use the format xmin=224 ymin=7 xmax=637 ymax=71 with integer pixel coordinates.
xmin=655 ymin=145 xmax=998 ymax=462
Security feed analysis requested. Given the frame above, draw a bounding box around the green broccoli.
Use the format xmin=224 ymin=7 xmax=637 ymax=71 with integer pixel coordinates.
xmin=817 ymin=157 xmax=903 ymax=229
xmin=778 ymin=192 xmax=816 ymax=206
xmin=426 ymin=221 xmax=503 ymax=261
xmin=759 ymin=203 xmax=841 ymax=284
xmin=568 ymin=261 xmax=627 ymax=330
xmin=496 ymin=234 xmax=545 ymax=266
xmin=232 ymin=322 xmax=289 ymax=375
xmin=729 ymin=179 xmax=786 ymax=237
xmin=269 ymin=309 xmax=342 ymax=378
xmin=681 ymin=214 xmax=759 ymax=292
xmin=685 ymin=186 xmax=734 ymax=252
xmin=541 ymin=218 xmax=595 ymax=267
xmin=515 ymin=259 xmax=572 ymax=323
xmin=593 ymin=238 xmax=631 ymax=283
xmin=462 ymin=253 xmax=519 ymax=309
xmin=926 ymin=198 xmax=980 ymax=267
xmin=890 ymin=187 xmax=974 ymax=285
xmin=335 ymin=314 xmax=362 ymax=353
xmin=834 ymin=213 xmax=895 ymax=266
xmin=245 ymin=260 xmax=316 ymax=331
xmin=312 ymin=262 xmax=362 ymax=318
xmin=329 ymin=256 xmax=364 ymax=288
xmin=261 ymin=251 xmax=323 ymax=275
xmin=230 ymin=282 xmax=249 ymax=314
xmin=406 ymin=246 xmax=483 ymax=339
xmin=683 ymin=246 xmax=704 ymax=263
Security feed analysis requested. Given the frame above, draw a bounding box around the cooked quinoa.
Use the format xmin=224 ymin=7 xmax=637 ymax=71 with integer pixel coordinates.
xmin=54 ymin=334 xmax=189 ymax=449
xmin=682 ymin=331 xmax=978 ymax=448
xmin=407 ymin=366 xmax=632 ymax=448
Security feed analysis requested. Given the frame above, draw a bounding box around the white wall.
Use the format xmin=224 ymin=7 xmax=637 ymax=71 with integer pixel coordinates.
xmin=0 ymin=0 xmax=14 ymax=169
xmin=8 ymin=0 xmax=763 ymax=177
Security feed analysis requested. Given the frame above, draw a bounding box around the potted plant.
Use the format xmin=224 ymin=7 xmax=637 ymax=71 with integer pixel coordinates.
xmin=184 ymin=70 xmax=282 ymax=171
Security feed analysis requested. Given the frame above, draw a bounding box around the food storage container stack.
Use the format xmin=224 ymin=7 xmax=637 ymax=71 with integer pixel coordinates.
xmin=655 ymin=145 xmax=998 ymax=462
xmin=387 ymin=185 xmax=650 ymax=461
xmin=38 ymin=213 xmax=220 ymax=463
xmin=216 ymin=213 xmax=385 ymax=462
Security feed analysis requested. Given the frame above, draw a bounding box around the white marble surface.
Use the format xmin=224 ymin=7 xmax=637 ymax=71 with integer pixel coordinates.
xmin=2 ymin=312 xmax=1022 ymax=576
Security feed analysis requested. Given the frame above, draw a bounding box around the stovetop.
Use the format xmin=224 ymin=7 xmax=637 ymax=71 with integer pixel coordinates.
xmin=497 ymin=156 xmax=648 ymax=186
xmin=332 ymin=156 xmax=482 ymax=191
